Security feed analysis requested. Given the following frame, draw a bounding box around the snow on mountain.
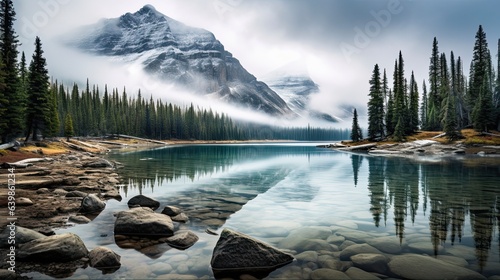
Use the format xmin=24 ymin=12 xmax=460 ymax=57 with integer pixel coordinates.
xmin=263 ymin=60 xmax=341 ymax=123
xmin=65 ymin=5 xmax=294 ymax=117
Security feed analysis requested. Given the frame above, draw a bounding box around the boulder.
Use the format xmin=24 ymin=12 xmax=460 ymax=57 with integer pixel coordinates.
xmin=164 ymin=231 xmax=199 ymax=249
xmin=69 ymin=215 xmax=91 ymax=224
xmin=81 ymin=194 xmax=106 ymax=213
xmin=351 ymin=253 xmax=389 ymax=274
xmin=171 ymin=213 xmax=189 ymax=223
xmin=0 ymin=269 xmax=17 ymax=280
xmin=17 ymin=197 xmax=34 ymax=206
xmin=161 ymin=205 xmax=182 ymax=216
xmin=127 ymin=194 xmax=160 ymax=210
xmin=114 ymin=207 xmax=174 ymax=237
xmin=211 ymin=228 xmax=294 ymax=278
xmin=66 ymin=190 xmax=89 ymax=198
xmin=18 ymin=233 xmax=88 ymax=262
xmin=310 ymin=268 xmax=350 ymax=280
xmin=339 ymin=243 xmax=383 ymax=261
xmin=388 ymin=254 xmax=486 ymax=280
xmin=345 ymin=267 xmax=381 ymax=280
xmin=0 ymin=226 xmax=46 ymax=248
xmin=89 ymin=246 xmax=121 ymax=273
xmin=83 ymin=159 xmax=114 ymax=168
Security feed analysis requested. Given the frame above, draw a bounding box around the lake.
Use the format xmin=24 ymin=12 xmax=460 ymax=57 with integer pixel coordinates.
xmin=45 ymin=143 xmax=500 ymax=279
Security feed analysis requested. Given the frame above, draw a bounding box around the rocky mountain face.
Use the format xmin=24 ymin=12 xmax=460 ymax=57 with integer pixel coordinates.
xmin=67 ymin=5 xmax=294 ymax=117
xmin=263 ymin=63 xmax=340 ymax=123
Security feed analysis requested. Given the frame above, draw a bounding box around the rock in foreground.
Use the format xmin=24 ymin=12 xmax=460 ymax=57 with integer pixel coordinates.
xmin=211 ymin=228 xmax=294 ymax=278
xmin=114 ymin=207 xmax=174 ymax=237
xmin=127 ymin=194 xmax=160 ymax=210
xmin=18 ymin=233 xmax=88 ymax=262
xmin=89 ymin=246 xmax=121 ymax=273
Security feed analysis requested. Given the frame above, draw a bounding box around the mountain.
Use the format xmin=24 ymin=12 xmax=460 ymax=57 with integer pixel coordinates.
xmin=263 ymin=61 xmax=340 ymax=123
xmin=65 ymin=5 xmax=294 ymax=117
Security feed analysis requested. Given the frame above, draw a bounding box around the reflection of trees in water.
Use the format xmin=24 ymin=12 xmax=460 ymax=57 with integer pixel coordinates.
xmin=351 ymin=154 xmax=363 ymax=187
xmin=110 ymin=145 xmax=321 ymax=195
xmin=366 ymin=156 xmax=500 ymax=269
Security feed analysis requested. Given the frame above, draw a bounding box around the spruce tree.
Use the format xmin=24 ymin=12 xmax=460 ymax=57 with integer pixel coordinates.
xmin=420 ymin=80 xmax=428 ymax=129
xmin=427 ymin=37 xmax=441 ymax=131
xmin=385 ymin=89 xmax=395 ymax=135
xmin=25 ymin=37 xmax=51 ymax=141
xmin=64 ymin=113 xmax=74 ymax=141
xmin=444 ymin=89 xmax=459 ymax=141
xmin=469 ymin=25 xmax=493 ymax=129
xmin=351 ymin=108 xmax=362 ymax=142
xmin=0 ymin=0 xmax=23 ymax=142
xmin=409 ymin=71 xmax=419 ymax=132
xmin=367 ymin=64 xmax=384 ymax=140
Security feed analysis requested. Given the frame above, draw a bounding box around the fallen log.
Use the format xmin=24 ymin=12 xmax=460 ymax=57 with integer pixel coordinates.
xmin=0 ymin=141 xmax=20 ymax=151
xmin=431 ymin=132 xmax=446 ymax=139
xmin=479 ymin=132 xmax=500 ymax=137
xmin=109 ymin=134 xmax=167 ymax=145
xmin=338 ymin=143 xmax=377 ymax=151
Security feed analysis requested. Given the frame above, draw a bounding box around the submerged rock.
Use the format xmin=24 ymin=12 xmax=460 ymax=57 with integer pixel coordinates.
xmin=161 ymin=205 xmax=182 ymax=216
xmin=211 ymin=228 xmax=294 ymax=278
xmin=388 ymin=254 xmax=486 ymax=280
xmin=127 ymin=194 xmax=160 ymax=210
xmin=89 ymin=246 xmax=121 ymax=273
xmin=164 ymin=230 xmax=199 ymax=249
xmin=114 ymin=207 xmax=174 ymax=237
xmin=18 ymin=233 xmax=88 ymax=262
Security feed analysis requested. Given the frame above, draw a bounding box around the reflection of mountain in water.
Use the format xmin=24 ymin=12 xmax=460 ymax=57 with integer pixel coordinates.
xmin=365 ymin=155 xmax=500 ymax=269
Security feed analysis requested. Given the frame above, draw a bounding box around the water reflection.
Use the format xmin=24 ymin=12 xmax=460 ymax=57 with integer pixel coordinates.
xmin=366 ymin=155 xmax=500 ymax=269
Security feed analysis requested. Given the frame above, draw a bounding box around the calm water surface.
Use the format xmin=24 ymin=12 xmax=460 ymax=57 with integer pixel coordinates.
xmin=36 ymin=143 xmax=500 ymax=279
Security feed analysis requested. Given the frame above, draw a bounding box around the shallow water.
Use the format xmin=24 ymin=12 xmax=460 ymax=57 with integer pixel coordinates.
xmin=29 ymin=143 xmax=500 ymax=279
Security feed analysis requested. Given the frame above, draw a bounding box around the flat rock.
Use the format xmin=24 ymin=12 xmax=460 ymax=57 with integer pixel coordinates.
xmin=388 ymin=254 xmax=486 ymax=280
xmin=69 ymin=215 xmax=91 ymax=224
xmin=351 ymin=253 xmax=389 ymax=274
xmin=164 ymin=230 xmax=199 ymax=249
xmin=171 ymin=213 xmax=189 ymax=223
xmin=339 ymin=243 xmax=383 ymax=261
xmin=65 ymin=190 xmax=88 ymax=198
xmin=18 ymin=233 xmax=88 ymax=262
xmin=89 ymin=246 xmax=121 ymax=271
xmin=345 ymin=267 xmax=381 ymax=280
xmin=114 ymin=207 xmax=174 ymax=237
xmin=0 ymin=226 xmax=46 ymax=248
xmin=17 ymin=197 xmax=34 ymax=206
xmin=83 ymin=159 xmax=114 ymax=168
xmin=127 ymin=194 xmax=160 ymax=210
xmin=278 ymin=226 xmax=332 ymax=251
xmin=211 ymin=228 xmax=294 ymax=278
xmin=310 ymin=268 xmax=350 ymax=280
xmin=367 ymin=236 xmax=405 ymax=254
xmin=407 ymin=241 xmax=443 ymax=255
xmin=81 ymin=194 xmax=106 ymax=213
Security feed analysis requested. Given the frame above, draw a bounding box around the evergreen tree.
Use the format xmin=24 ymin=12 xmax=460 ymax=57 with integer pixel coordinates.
xmin=385 ymin=89 xmax=395 ymax=135
xmin=351 ymin=108 xmax=362 ymax=142
xmin=495 ymin=39 xmax=500 ymax=130
xmin=393 ymin=116 xmax=405 ymax=142
xmin=64 ymin=113 xmax=74 ymax=141
xmin=444 ymin=87 xmax=460 ymax=141
xmin=439 ymin=53 xmax=450 ymax=128
xmin=472 ymin=75 xmax=494 ymax=132
xmin=25 ymin=37 xmax=51 ymax=141
xmin=409 ymin=71 xmax=419 ymax=132
xmin=0 ymin=0 xmax=23 ymax=142
xmin=427 ymin=37 xmax=441 ymax=131
xmin=469 ymin=25 xmax=493 ymax=129
xmin=367 ymin=64 xmax=384 ymax=140
xmin=420 ymin=80 xmax=428 ymax=128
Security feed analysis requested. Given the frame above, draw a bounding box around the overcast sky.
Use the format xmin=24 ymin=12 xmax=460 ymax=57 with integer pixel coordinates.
xmin=13 ymin=0 xmax=500 ymax=125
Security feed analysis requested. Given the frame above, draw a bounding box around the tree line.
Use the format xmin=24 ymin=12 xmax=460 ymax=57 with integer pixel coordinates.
xmin=0 ymin=1 xmax=346 ymax=143
xmin=358 ymin=25 xmax=500 ymax=142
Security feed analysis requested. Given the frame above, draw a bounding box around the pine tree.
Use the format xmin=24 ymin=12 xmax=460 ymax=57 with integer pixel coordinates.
xmin=64 ymin=113 xmax=74 ymax=141
xmin=472 ymin=75 xmax=494 ymax=132
xmin=351 ymin=108 xmax=362 ymax=142
xmin=444 ymin=88 xmax=459 ymax=141
xmin=495 ymin=39 xmax=500 ymax=130
xmin=385 ymin=89 xmax=395 ymax=135
xmin=393 ymin=116 xmax=405 ymax=142
xmin=25 ymin=37 xmax=51 ymax=141
xmin=439 ymin=53 xmax=450 ymax=128
xmin=469 ymin=25 xmax=493 ymax=130
xmin=420 ymin=80 xmax=428 ymax=128
xmin=367 ymin=64 xmax=384 ymax=140
xmin=409 ymin=71 xmax=419 ymax=132
xmin=0 ymin=0 xmax=23 ymax=142
xmin=427 ymin=37 xmax=441 ymax=131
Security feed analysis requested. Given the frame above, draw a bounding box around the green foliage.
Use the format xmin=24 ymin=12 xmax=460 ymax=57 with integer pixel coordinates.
xmin=367 ymin=64 xmax=384 ymax=140
xmin=25 ymin=37 xmax=50 ymax=141
xmin=0 ymin=0 xmax=23 ymax=142
xmin=64 ymin=113 xmax=74 ymax=140
xmin=393 ymin=116 xmax=405 ymax=142
xmin=351 ymin=108 xmax=363 ymax=142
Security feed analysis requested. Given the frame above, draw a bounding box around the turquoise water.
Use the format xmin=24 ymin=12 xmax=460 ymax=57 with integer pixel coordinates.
xmin=37 ymin=143 xmax=500 ymax=279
